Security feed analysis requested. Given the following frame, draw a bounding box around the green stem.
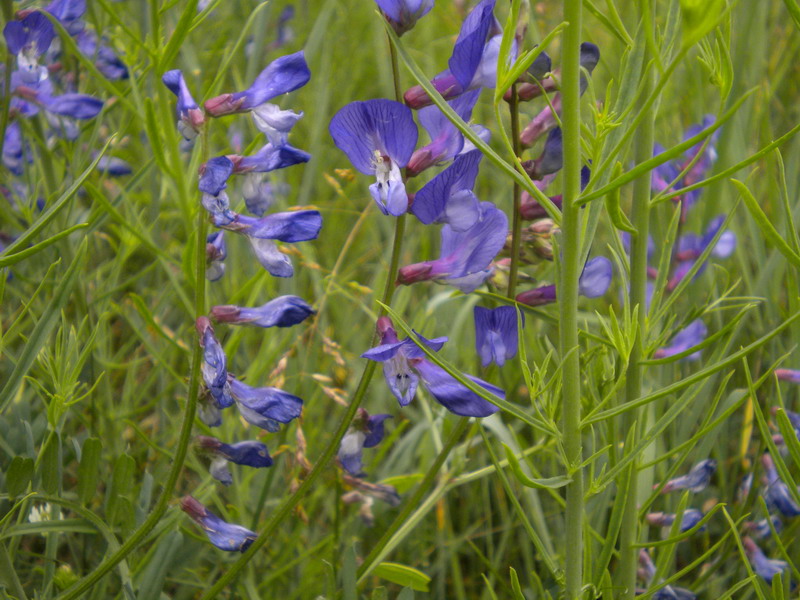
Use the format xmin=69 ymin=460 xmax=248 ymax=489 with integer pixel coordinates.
xmin=356 ymin=418 xmax=471 ymax=582
xmin=506 ymin=84 xmax=523 ymax=299
xmin=58 ymin=126 xmax=210 ymax=600
xmin=617 ymin=5 xmax=656 ymax=597
xmin=559 ymin=1 xmax=584 ymax=598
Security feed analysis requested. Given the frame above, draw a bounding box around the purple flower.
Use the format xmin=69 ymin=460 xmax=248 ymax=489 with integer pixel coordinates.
xmin=375 ymin=0 xmax=434 ymax=35
xmin=410 ymin=150 xmax=482 ymax=231
xmin=403 ymin=0 xmax=503 ymax=109
xmin=196 ymin=436 xmax=273 ymax=485
xmin=242 ymin=174 xmax=288 ymax=216
xmin=743 ymin=537 xmax=789 ymax=583
xmin=206 ymin=231 xmax=226 ymax=282
xmin=474 ymin=305 xmax=521 ymax=367
xmin=199 ymin=156 xmax=234 ymax=197
xmin=362 ymin=317 xmax=502 ymax=418
xmin=46 ymin=0 xmax=87 ymax=35
xmin=43 ymin=93 xmax=104 ymax=120
xmin=645 ymin=509 xmax=705 ymax=532
xmin=162 ymin=69 xmax=205 ymax=139
xmin=180 ymin=496 xmax=257 ymax=552
xmin=329 ymin=99 xmax=418 ymax=216
xmin=761 ymin=453 xmax=800 ymax=517
xmin=654 ymin=320 xmax=706 ymax=361
xmin=669 ymin=216 xmax=735 ymax=292
xmin=229 ymin=376 xmax=303 ymax=432
xmin=524 ymin=127 xmax=563 ymax=180
xmin=4 ymin=13 xmax=54 ymax=83
xmin=211 ymin=295 xmax=315 ymax=328
xmin=657 ymin=459 xmax=716 ymax=493
xmin=407 ymin=89 xmax=480 ymax=176
xmin=196 ymin=317 xmax=233 ymax=409
xmin=204 ymin=51 xmax=310 ymax=117
xmin=398 ymin=201 xmax=508 ymax=293
xmin=338 ymin=408 xmax=392 ymax=477
xmin=3 ymin=122 xmax=25 ymax=175
xmin=74 ymin=30 xmax=128 ymax=80
xmin=215 ymin=210 xmax=322 ymax=244
xmin=651 ymin=588 xmax=697 ymax=600
xmin=229 ymin=143 xmax=310 ymax=173
xmin=776 ymin=369 xmax=800 ymax=383
xmin=95 ymin=155 xmax=132 ymax=176
xmin=516 ymin=256 xmax=612 ymax=306
xmin=744 ymin=515 xmax=783 ymax=539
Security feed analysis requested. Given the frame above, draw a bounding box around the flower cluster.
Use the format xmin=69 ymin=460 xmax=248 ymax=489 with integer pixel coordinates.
xmin=166 ymin=48 xmax=319 ymax=551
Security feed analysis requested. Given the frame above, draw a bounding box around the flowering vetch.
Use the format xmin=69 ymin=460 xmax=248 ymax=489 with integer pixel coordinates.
xmin=196 ymin=317 xmax=233 ymax=409
xmin=162 ymin=70 xmax=205 ymax=139
xmin=229 ymin=376 xmax=303 ymax=432
xmin=645 ymin=509 xmax=705 ymax=532
xmin=362 ymin=317 xmax=502 ymax=417
xmin=4 ymin=12 xmax=54 ymax=84
xmin=657 ymin=459 xmax=716 ymax=493
xmin=667 ymin=216 xmax=736 ymax=291
xmin=473 ymin=305 xmax=521 ymax=367
xmin=375 ymin=0 xmax=434 ymax=36
xmin=654 ymin=320 xmax=707 ymax=361
xmin=180 ymin=496 xmax=257 ymax=552
xmin=410 ymin=150 xmax=482 ymax=231
xmin=211 ymin=296 xmax=315 ymax=328
xmin=743 ymin=537 xmax=789 ymax=583
xmin=398 ymin=201 xmax=508 ymax=293
xmin=329 ymin=99 xmax=418 ymax=216
xmin=516 ymin=256 xmax=612 ymax=306
xmin=206 ymin=231 xmax=227 ymax=282
xmin=338 ymin=408 xmax=392 ymax=477
xmin=196 ymin=436 xmax=273 ymax=485
xmin=761 ymin=453 xmax=800 ymax=517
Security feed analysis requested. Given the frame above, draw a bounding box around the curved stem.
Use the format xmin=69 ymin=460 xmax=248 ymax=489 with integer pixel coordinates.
xmin=58 ymin=126 xmax=210 ymax=600
xmin=559 ymin=1 xmax=584 ymax=598
xmin=506 ymin=84 xmax=523 ymax=298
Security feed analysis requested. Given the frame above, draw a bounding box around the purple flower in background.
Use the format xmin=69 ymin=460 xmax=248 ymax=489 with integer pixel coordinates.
xmin=196 ymin=317 xmax=233 ymax=409
xmin=407 ymin=89 xmax=480 ymax=176
xmin=43 ymin=93 xmax=104 ymax=120
xmin=274 ymin=5 xmax=295 ymax=48
xmin=96 ymin=155 xmax=132 ymax=176
xmin=375 ymin=0 xmax=434 ymax=35
xmin=761 ymin=453 xmax=800 ymax=517
xmin=645 ymin=509 xmax=705 ymax=532
xmin=3 ymin=122 xmax=25 ymax=175
xmin=162 ymin=69 xmax=205 ymax=139
xmin=329 ymin=99 xmax=418 ymax=216
xmin=516 ymin=256 xmax=612 ymax=306
xmin=206 ymin=231 xmax=227 ymax=281
xmin=75 ymin=30 xmax=128 ymax=80
xmin=411 ymin=150 xmax=482 ymax=231
xmin=524 ymin=127 xmax=563 ymax=180
xmin=46 ymin=0 xmax=86 ymax=34
xmin=651 ymin=588 xmax=697 ymax=600
xmin=229 ymin=376 xmax=303 ymax=432
xmin=362 ymin=317 xmax=502 ymax=418
xmin=519 ymin=166 xmax=590 ymax=220
xmin=776 ymin=369 xmax=800 ymax=383
xmin=180 ymin=496 xmax=257 ymax=552
xmin=404 ymin=0 xmax=505 ymax=109
xmin=242 ymin=174 xmax=288 ymax=217
xmin=398 ymin=201 xmax=507 ymax=293
xmin=205 ymin=51 xmax=310 ymax=117
xmin=654 ymin=320 xmax=706 ymax=361
xmin=474 ymin=305 xmax=521 ymax=367
xmin=657 ymin=459 xmax=716 ymax=493
xmin=211 ymin=295 xmax=315 ymax=328
xmin=3 ymin=12 xmax=54 ymax=84
xmin=668 ymin=215 xmax=736 ymax=291
xmin=743 ymin=537 xmax=789 ymax=583
xmin=744 ymin=515 xmax=783 ymax=539
xmin=338 ymin=408 xmax=392 ymax=477
xmin=196 ymin=436 xmax=273 ymax=486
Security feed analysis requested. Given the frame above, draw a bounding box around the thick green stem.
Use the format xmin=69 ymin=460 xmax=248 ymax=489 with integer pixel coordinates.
xmin=58 ymin=127 xmax=210 ymax=600
xmin=618 ymin=7 xmax=656 ymax=599
xmin=506 ymin=85 xmax=523 ymax=298
xmin=559 ymin=2 xmax=584 ymax=598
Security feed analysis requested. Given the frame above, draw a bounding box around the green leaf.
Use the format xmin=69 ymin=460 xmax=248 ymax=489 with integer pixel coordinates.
xmin=509 ymin=567 xmax=526 ymax=600
xmin=503 ymin=444 xmax=571 ymax=488
xmin=380 ymin=473 xmax=424 ymax=494
xmin=38 ymin=432 xmax=62 ymax=495
xmin=374 ymin=562 xmax=431 ymax=592
xmin=371 ymin=587 xmax=388 ymax=600
xmin=135 ymin=531 xmax=184 ymax=600
xmin=0 ymin=224 xmax=88 ymax=269
xmin=680 ymin=0 xmax=727 ymax=47
xmin=0 ymin=240 xmax=87 ymax=414
xmin=342 ymin=545 xmax=357 ymax=600
xmin=783 ymin=0 xmax=800 ymax=30
xmin=604 ymin=163 xmax=636 ymax=233
xmin=733 ymin=178 xmax=800 ymax=271
xmin=77 ymin=438 xmax=102 ymax=505
xmin=397 ymin=589 xmax=415 ymax=600
xmin=6 ymin=456 xmax=34 ymax=498
xmin=157 ymin=0 xmax=201 ymax=72
xmin=106 ymin=454 xmax=136 ymax=528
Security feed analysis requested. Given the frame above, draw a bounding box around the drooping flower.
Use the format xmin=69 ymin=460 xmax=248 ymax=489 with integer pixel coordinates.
xmin=252 ymin=103 xmax=303 ymax=146
xmin=228 ymin=142 xmax=311 ymax=174
xmin=667 ymin=216 xmax=736 ymax=291
xmin=744 ymin=515 xmax=783 ymax=539
xmin=523 ymin=127 xmax=563 ymax=180
xmin=761 ymin=453 xmax=800 ymax=517
xmin=3 ymin=12 xmax=54 ymax=85
xmin=473 ymin=305 xmax=521 ymax=367
xmin=410 ymin=149 xmax=482 ymax=231
xmin=645 ymin=509 xmax=705 ymax=532
xmin=516 ymin=256 xmax=612 ymax=306
xmin=338 ymin=408 xmax=392 ymax=477
xmin=657 ymin=459 xmax=716 ymax=493
xmin=196 ymin=436 xmax=273 ymax=486
xmin=776 ymin=369 xmax=800 ymax=384
xmin=206 ymin=231 xmax=227 ymax=282
xmin=74 ymin=30 xmax=128 ymax=80
xmin=653 ymin=320 xmax=707 ymax=361
xmin=180 ymin=496 xmax=257 ymax=552
xmin=204 ymin=51 xmax=310 ymax=117
xmin=196 ymin=317 xmax=233 ymax=409
xmin=743 ymin=537 xmax=789 ymax=583
xmin=211 ymin=295 xmax=315 ymax=328
xmin=398 ymin=201 xmax=508 ymax=293
xmin=406 ymin=89 xmax=480 ymax=176
xmin=361 ymin=317 xmax=502 ymax=418
xmin=96 ymin=155 xmax=132 ymax=176
xmin=329 ymin=99 xmax=418 ymax=216
xmin=375 ymin=0 xmax=434 ymax=36
xmin=2 ymin=122 xmax=25 ymax=175
xmin=162 ymin=69 xmax=205 ymax=139
xmin=404 ymin=0 xmax=509 ymax=109
xmin=228 ymin=376 xmax=303 ymax=432
xmin=242 ymin=174 xmax=289 ymax=217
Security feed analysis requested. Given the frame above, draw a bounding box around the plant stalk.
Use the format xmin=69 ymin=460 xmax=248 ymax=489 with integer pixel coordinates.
xmin=618 ymin=5 xmax=656 ymax=598
xmin=559 ymin=1 xmax=584 ymax=598
xmin=507 ymin=84 xmax=523 ymax=298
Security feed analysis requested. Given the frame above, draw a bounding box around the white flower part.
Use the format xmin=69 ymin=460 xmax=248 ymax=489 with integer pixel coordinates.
xmin=459 ymin=125 xmax=491 ymax=155
xmin=178 ymin=119 xmax=199 ymax=141
xmin=248 ymin=238 xmax=294 ymax=277
xmin=210 ymin=457 xmax=233 ymax=485
xmin=470 ymin=35 xmax=516 ymax=89
xmin=369 ymin=150 xmax=407 ymax=215
xmin=252 ymin=103 xmax=304 ymax=146
xmin=17 ymin=52 xmax=48 ymax=85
